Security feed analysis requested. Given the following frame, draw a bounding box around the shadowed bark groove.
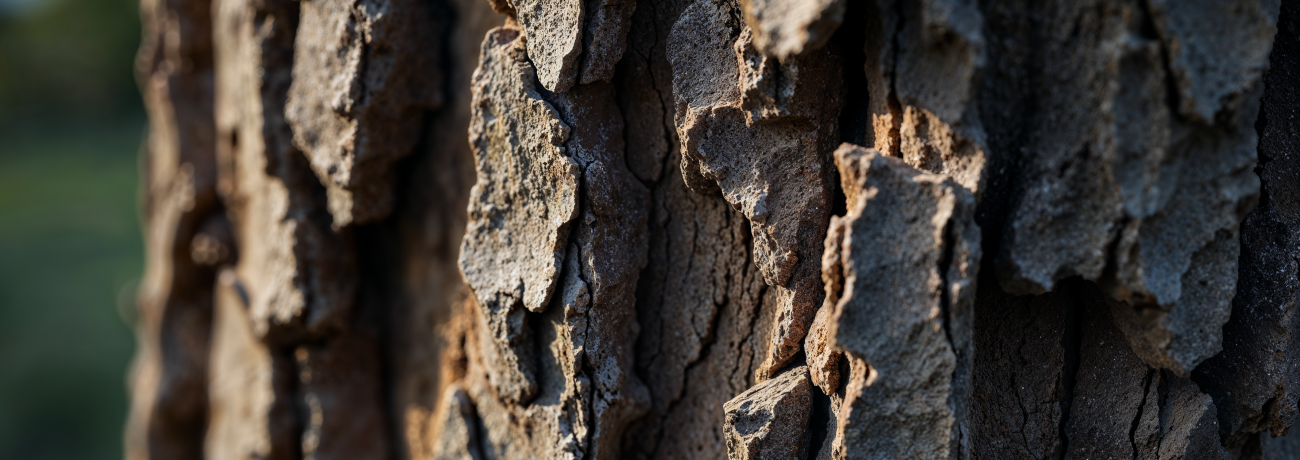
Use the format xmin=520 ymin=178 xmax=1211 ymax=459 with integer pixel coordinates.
xmin=129 ymin=0 xmax=1300 ymax=459
xmin=128 ymin=0 xmax=220 ymax=457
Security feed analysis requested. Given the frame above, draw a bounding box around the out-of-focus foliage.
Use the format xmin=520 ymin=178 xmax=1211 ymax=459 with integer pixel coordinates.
xmin=0 ymin=126 xmax=143 ymax=460
xmin=0 ymin=0 xmax=143 ymax=125
xmin=0 ymin=0 xmax=145 ymax=459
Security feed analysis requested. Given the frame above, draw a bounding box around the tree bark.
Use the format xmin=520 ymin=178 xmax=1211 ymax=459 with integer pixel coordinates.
xmin=128 ymin=0 xmax=1300 ymax=458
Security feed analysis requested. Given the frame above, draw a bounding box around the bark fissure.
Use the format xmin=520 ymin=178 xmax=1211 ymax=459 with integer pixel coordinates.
xmin=652 ymin=215 xmax=712 ymax=418
xmin=1129 ymin=368 xmax=1156 ymax=459
xmin=1058 ymin=286 xmax=1084 ymax=460
xmin=884 ymin=0 xmax=904 ymax=157
xmin=1010 ymin=330 xmax=1042 ymax=460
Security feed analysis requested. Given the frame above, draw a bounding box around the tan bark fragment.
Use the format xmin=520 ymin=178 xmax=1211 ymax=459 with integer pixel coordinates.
xmin=724 ymin=366 xmax=813 ymax=460
xmin=286 ymin=0 xmax=442 ymax=226
xmin=460 ymin=26 xmax=581 ymax=404
xmin=738 ymin=0 xmax=844 ymax=60
xmin=510 ymin=0 xmax=584 ymax=92
xmin=826 ymin=144 xmax=979 ymax=460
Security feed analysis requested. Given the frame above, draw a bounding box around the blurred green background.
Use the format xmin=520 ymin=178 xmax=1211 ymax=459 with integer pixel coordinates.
xmin=0 ymin=0 xmax=146 ymax=458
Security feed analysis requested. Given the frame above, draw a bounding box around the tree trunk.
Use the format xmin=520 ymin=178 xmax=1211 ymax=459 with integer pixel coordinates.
xmin=126 ymin=0 xmax=1300 ymax=458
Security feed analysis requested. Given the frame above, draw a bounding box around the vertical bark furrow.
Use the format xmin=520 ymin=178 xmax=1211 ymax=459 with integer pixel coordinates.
xmin=669 ymin=0 xmax=842 ymax=381
xmin=203 ymin=0 xmax=404 ymax=456
xmin=1193 ymin=0 xmax=1300 ymax=447
xmin=385 ymin=0 xmax=499 ymax=457
xmin=970 ymin=280 xmax=1072 ymax=459
xmin=620 ymin=3 xmax=780 ymax=458
xmin=128 ymin=0 xmax=219 ymax=457
xmin=628 ymin=158 xmax=767 ymax=459
xmin=544 ymin=79 xmax=651 ymax=460
xmin=206 ymin=270 xmax=301 ymax=460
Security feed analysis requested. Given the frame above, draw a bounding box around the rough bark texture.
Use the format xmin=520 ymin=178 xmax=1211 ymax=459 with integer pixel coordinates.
xmin=285 ymin=0 xmax=443 ymax=227
xmin=128 ymin=0 xmax=219 ymax=457
xmin=818 ymin=144 xmax=979 ymax=459
xmin=723 ymin=366 xmax=813 ymax=460
xmin=129 ymin=0 xmax=1300 ymax=459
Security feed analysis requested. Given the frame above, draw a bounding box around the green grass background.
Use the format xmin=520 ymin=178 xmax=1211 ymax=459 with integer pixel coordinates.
xmin=0 ymin=0 xmax=146 ymax=458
